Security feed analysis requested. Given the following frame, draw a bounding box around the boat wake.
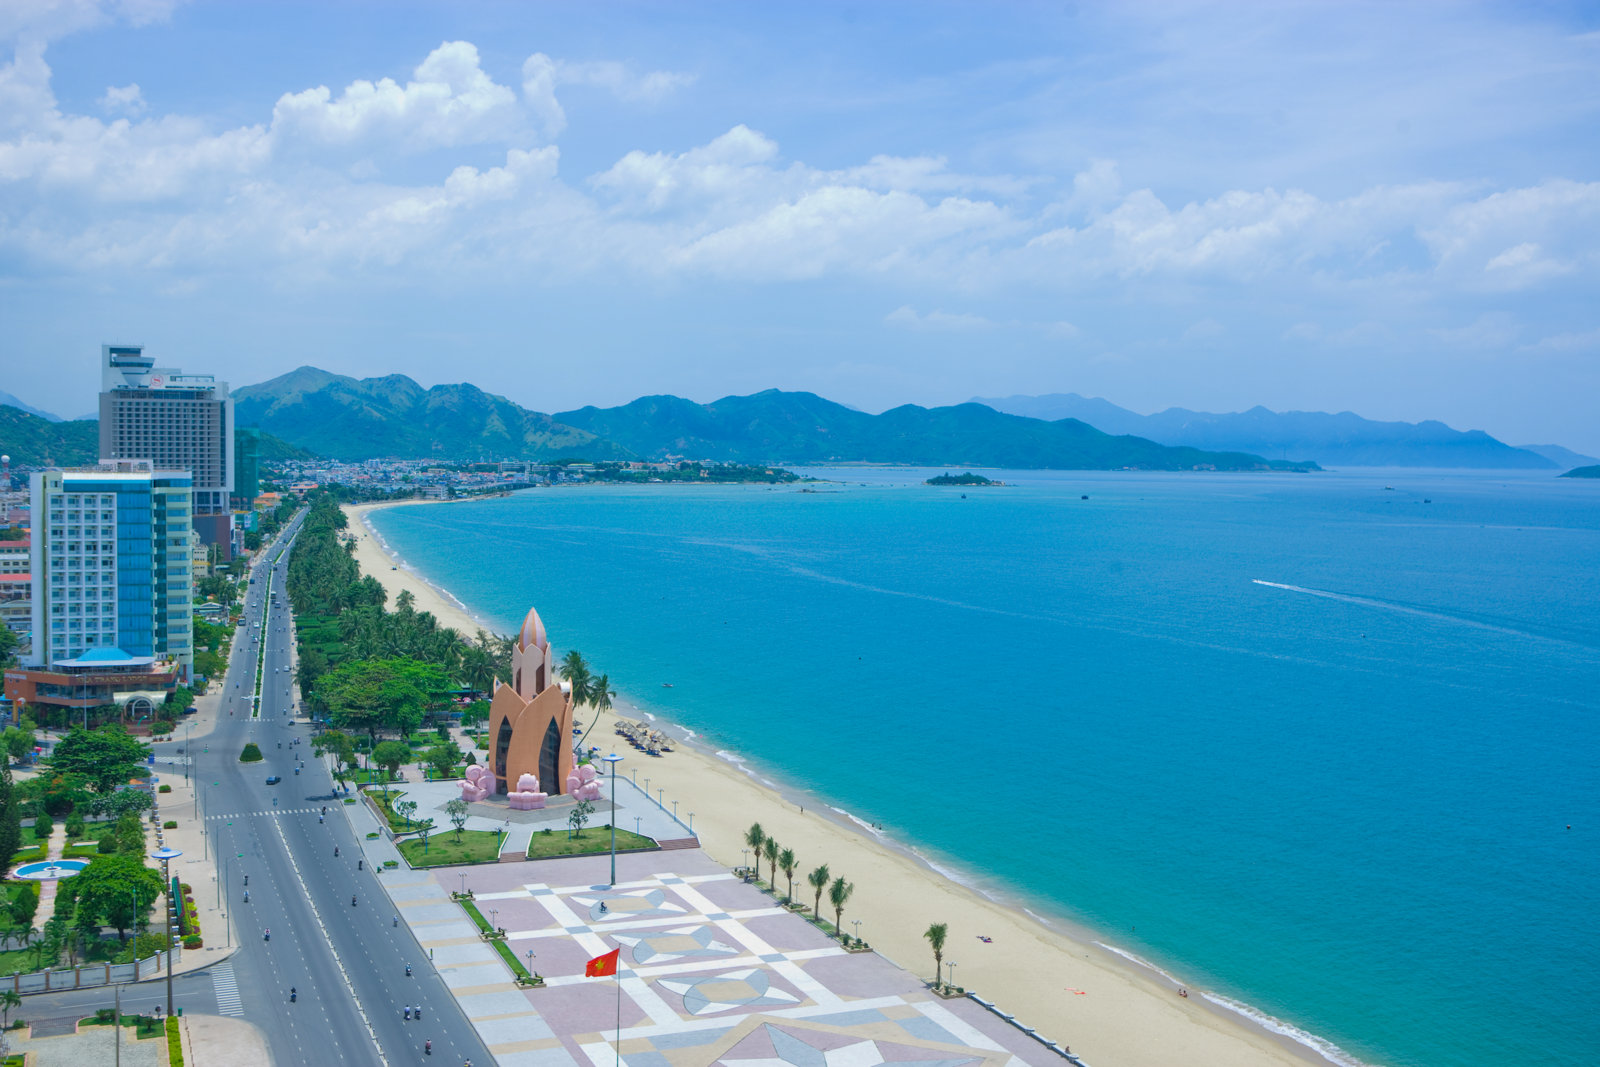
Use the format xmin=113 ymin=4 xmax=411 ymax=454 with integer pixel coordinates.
xmin=1252 ymin=580 xmax=1584 ymax=648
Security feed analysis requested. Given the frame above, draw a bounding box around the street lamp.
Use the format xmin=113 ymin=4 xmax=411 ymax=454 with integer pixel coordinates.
xmin=946 ymin=960 xmax=957 ymax=990
xmin=656 ymin=787 xmax=663 ymax=810
xmin=741 ymin=848 xmax=750 ymax=880
xmin=489 ymin=907 xmax=499 ymax=936
xmin=852 ymin=919 xmax=862 ymax=945
xmin=150 ymin=846 xmax=182 ymax=1016
xmin=671 ymin=800 xmax=678 ymax=819
xmin=458 ymin=872 xmax=467 ymax=899
xmin=601 ymin=753 xmax=624 ymax=887
xmin=634 ymin=816 xmax=641 ymax=838
xmin=688 ymin=812 xmax=694 ymax=834
xmin=526 ymin=948 xmax=537 ymax=980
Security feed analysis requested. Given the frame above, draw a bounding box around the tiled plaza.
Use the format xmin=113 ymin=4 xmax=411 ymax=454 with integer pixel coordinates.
xmin=387 ymin=848 xmax=1061 ymax=1067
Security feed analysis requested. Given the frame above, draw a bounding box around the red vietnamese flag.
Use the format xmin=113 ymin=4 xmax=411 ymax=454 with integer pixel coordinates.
xmin=585 ymin=948 xmax=621 ymax=977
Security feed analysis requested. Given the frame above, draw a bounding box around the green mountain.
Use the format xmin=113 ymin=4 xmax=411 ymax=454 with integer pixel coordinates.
xmin=234 ymin=367 xmax=628 ymax=463
xmin=0 ymin=407 xmax=99 ymax=466
xmin=556 ymin=389 xmax=1318 ymax=471
xmin=1559 ymin=465 xmax=1600 ymax=479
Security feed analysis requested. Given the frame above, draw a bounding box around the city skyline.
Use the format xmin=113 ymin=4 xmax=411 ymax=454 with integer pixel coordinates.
xmin=1 ymin=2 xmax=1597 ymax=451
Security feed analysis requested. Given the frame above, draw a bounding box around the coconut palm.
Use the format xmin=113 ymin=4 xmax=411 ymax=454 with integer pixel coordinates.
xmin=829 ymin=876 xmax=854 ymax=941
xmin=559 ymin=650 xmax=593 ymax=708
xmin=763 ymin=837 xmax=779 ymax=889
xmin=808 ymin=863 xmax=830 ymax=919
xmin=778 ymin=848 xmax=797 ymax=904
xmin=924 ymin=922 xmax=948 ymax=987
xmin=576 ymin=673 xmax=615 ymax=750
xmin=745 ymin=823 xmax=766 ymax=881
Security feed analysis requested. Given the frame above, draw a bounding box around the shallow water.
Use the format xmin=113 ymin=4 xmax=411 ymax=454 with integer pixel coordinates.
xmin=371 ymin=468 xmax=1600 ymax=1067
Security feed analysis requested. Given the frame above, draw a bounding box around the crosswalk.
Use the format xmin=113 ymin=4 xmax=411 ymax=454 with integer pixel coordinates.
xmin=206 ymin=807 xmax=326 ymax=821
xmin=211 ymin=961 xmax=243 ymax=1016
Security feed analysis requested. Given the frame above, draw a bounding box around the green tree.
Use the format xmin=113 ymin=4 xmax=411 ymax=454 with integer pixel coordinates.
xmin=370 ymin=740 xmax=411 ymax=799
xmin=924 ymin=922 xmax=948 ymax=986
xmin=0 ymin=767 xmax=21 ymax=877
xmin=37 ymin=914 xmax=66 ymax=969
xmin=0 ymin=988 xmax=20 ymax=1027
xmin=778 ymin=847 xmax=797 ymax=904
xmin=89 ymin=788 xmax=154 ymax=819
xmin=568 ymin=798 xmax=595 ymax=838
xmin=808 ymin=863 xmax=831 ymax=921
xmin=47 ymin=726 xmax=150 ymax=793
xmin=114 ymin=812 xmax=145 ymax=854
xmin=744 ymin=823 xmax=766 ymax=883
xmin=0 ymin=627 xmax=17 ymax=670
xmin=763 ymin=837 xmax=779 ymax=890
xmin=424 ymin=742 xmax=461 ymax=779
xmin=73 ymin=854 xmax=162 ymax=942
xmin=829 ymin=876 xmax=855 ymax=941
xmin=313 ymin=729 xmax=359 ymax=789
xmin=558 ymin=651 xmax=592 ymax=710
xmin=460 ymin=700 xmax=490 ymax=736
xmin=576 ymin=672 xmax=616 ymax=749
xmin=239 ymin=742 xmax=264 ymax=763
xmin=9 ymin=884 xmax=38 ymax=944
xmin=317 ymin=658 xmax=446 ymax=746
xmin=2 ymin=726 xmax=35 ymax=765
xmin=395 ymin=799 xmax=418 ymax=831
xmin=445 ymin=798 xmax=469 ymax=843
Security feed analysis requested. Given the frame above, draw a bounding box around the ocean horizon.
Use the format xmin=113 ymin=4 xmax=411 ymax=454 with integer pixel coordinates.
xmin=367 ymin=466 xmax=1600 ymax=1067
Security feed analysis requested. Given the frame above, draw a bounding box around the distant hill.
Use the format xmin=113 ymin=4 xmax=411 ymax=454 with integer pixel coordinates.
xmin=556 ymin=389 xmax=1316 ymax=471
xmin=0 ymin=407 xmax=98 ymax=466
xmin=235 ymin=367 xmax=630 ymax=463
xmin=1519 ymin=444 xmax=1599 ymax=469
xmin=974 ymin=393 xmax=1557 ymax=469
xmin=1560 ymin=465 xmax=1600 ymax=479
xmin=0 ymin=391 xmax=65 ymax=422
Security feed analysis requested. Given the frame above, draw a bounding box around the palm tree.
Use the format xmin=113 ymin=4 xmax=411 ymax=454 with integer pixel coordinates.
xmin=559 ymin=651 xmax=592 ymax=709
xmin=829 ymin=876 xmax=854 ymax=941
xmin=745 ymin=823 xmax=766 ymax=881
xmin=763 ymin=838 xmax=779 ymax=889
xmin=0 ymin=988 xmax=19 ymax=1027
xmin=576 ymin=673 xmax=615 ymax=751
xmin=778 ymin=848 xmax=797 ymax=904
xmin=924 ymin=922 xmax=948 ymax=987
xmin=807 ymin=864 xmax=830 ymax=920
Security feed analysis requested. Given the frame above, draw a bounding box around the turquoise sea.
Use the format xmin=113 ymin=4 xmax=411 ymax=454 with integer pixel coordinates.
xmin=369 ymin=468 xmax=1600 ymax=1067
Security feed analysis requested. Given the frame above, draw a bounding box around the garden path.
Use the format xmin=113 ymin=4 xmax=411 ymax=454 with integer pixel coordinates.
xmin=33 ymin=821 xmax=67 ymax=922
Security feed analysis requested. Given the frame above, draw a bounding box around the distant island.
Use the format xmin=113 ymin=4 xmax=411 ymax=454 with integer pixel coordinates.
xmin=926 ymin=471 xmax=1000 ymax=486
xmin=973 ymin=392 xmax=1565 ymax=470
xmin=1560 ymin=465 xmax=1600 ymax=479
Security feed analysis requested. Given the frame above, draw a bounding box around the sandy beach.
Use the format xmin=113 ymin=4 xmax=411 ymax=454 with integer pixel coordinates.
xmin=342 ymin=499 xmax=1332 ymax=1067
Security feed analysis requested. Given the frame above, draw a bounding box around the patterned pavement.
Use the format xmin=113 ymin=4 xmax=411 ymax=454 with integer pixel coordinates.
xmin=389 ymin=849 xmax=1062 ymax=1067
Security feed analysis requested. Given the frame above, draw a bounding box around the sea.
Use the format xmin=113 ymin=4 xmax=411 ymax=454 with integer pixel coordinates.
xmin=367 ymin=467 xmax=1600 ymax=1067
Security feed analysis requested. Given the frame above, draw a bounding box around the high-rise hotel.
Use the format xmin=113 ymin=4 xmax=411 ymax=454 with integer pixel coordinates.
xmin=98 ymin=344 xmax=234 ymax=555
xmin=7 ymin=460 xmax=194 ymax=718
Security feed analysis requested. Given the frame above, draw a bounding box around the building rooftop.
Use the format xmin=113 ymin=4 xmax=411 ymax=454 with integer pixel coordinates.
xmin=55 ymin=647 xmax=156 ymax=668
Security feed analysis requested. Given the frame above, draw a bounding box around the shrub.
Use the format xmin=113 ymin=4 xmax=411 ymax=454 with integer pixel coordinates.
xmin=96 ymin=1008 xmax=116 ymax=1023
xmin=239 ymin=742 xmax=263 ymax=763
xmin=64 ymin=813 xmax=86 ymax=838
xmin=167 ymin=1015 xmax=184 ymax=1066
xmin=158 ymin=784 xmax=172 ymax=794
xmin=182 ymin=934 xmax=202 ymax=949
xmin=32 ymin=814 xmax=53 ymax=841
xmin=97 ymin=833 xmax=117 ymax=853
xmin=163 ymin=820 xmax=177 ymax=829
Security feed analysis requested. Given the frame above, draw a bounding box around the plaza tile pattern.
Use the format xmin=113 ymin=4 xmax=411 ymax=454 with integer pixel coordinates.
xmin=401 ymin=850 xmax=1060 ymax=1067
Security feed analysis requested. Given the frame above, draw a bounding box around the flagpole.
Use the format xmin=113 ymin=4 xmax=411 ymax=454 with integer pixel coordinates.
xmin=615 ymin=959 xmax=622 ymax=1067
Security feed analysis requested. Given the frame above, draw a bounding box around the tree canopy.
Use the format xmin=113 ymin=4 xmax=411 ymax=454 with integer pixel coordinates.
xmin=73 ymin=853 xmax=163 ymax=942
xmin=315 ymin=657 xmax=448 ymax=743
xmin=47 ymin=726 xmax=150 ymax=794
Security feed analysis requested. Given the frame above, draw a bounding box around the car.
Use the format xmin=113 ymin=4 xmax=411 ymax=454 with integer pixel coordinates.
xmin=266 ymin=775 xmax=282 ymax=785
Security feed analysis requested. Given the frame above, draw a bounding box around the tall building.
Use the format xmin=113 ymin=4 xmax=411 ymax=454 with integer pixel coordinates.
xmin=98 ymin=344 xmax=234 ymax=557
xmin=26 ymin=459 xmax=194 ymax=678
xmin=233 ymin=427 xmax=261 ymax=504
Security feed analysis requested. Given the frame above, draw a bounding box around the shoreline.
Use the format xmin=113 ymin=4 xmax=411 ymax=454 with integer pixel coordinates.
xmin=345 ymin=495 xmax=1357 ymax=1067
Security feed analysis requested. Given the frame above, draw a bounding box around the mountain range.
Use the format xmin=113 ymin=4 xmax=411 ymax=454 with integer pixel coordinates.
xmin=230 ymin=368 xmax=1314 ymax=470
xmin=973 ymin=393 xmax=1580 ymax=469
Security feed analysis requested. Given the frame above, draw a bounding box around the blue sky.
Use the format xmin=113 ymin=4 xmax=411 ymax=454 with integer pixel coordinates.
xmin=2 ymin=0 xmax=1597 ymax=451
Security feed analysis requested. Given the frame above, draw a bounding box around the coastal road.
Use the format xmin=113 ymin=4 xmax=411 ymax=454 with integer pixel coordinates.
xmin=142 ymin=516 xmax=491 ymax=1065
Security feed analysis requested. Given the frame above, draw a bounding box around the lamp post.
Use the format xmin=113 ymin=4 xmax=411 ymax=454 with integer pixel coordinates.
xmin=741 ymin=848 xmax=750 ymax=880
xmin=150 ymin=846 xmax=182 ymax=1016
xmin=656 ymin=787 xmax=663 ymax=810
xmin=489 ymin=907 xmax=499 ymax=936
xmin=526 ymin=948 xmax=536 ymax=980
xmin=688 ymin=812 xmax=694 ymax=834
xmin=634 ymin=816 xmax=641 ymax=838
xmin=671 ymin=800 xmax=678 ymax=819
xmin=458 ymin=872 xmax=467 ymax=899
xmin=947 ymin=960 xmax=957 ymax=990
xmin=852 ymin=919 xmax=862 ymax=945
xmin=601 ymin=753 xmax=623 ymax=887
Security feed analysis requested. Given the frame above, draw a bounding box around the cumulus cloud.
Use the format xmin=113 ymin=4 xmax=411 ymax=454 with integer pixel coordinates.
xmin=886 ymin=306 xmax=994 ymax=331
xmin=99 ymin=82 xmax=144 ymax=114
xmin=272 ymin=41 xmax=520 ymax=150
xmin=0 ymin=0 xmax=180 ymax=45
xmin=520 ymin=52 xmax=695 ymax=139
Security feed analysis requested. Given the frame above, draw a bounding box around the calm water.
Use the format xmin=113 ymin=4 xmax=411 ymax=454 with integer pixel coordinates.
xmin=371 ymin=469 xmax=1600 ymax=1067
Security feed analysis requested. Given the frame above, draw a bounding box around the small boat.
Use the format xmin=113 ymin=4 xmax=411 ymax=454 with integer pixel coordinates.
xmin=661 ymin=683 xmax=674 ymax=688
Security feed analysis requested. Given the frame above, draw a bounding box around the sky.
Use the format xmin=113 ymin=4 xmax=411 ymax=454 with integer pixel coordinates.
xmin=1 ymin=0 xmax=1597 ymax=451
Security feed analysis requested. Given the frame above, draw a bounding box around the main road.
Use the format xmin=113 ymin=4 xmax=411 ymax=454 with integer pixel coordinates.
xmin=157 ymin=515 xmax=492 ymax=1065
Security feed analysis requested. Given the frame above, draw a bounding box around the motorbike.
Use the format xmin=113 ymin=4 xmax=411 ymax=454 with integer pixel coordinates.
xmin=290 ymin=987 xmax=297 ymax=1003
xmin=264 ymin=928 xmax=270 ymax=941
xmin=406 ymin=964 xmax=412 ymax=977
xmin=243 ymin=890 xmax=249 ymax=903
xmin=352 ymin=895 xmax=358 ymax=906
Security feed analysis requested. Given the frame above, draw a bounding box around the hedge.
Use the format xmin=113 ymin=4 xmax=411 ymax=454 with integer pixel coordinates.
xmin=167 ymin=1015 xmax=184 ymax=1065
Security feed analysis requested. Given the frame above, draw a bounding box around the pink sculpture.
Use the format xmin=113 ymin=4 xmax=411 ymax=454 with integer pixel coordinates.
xmin=565 ymin=763 xmax=604 ymax=802
xmin=508 ymin=772 xmax=548 ymax=811
xmin=461 ymin=764 xmax=492 ymax=803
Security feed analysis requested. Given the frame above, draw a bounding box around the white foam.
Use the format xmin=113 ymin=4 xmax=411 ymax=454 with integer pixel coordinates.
xmin=1200 ymin=992 xmax=1375 ymax=1067
xmin=829 ymin=806 xmax=881 ymax=836
xmin=1091 ymin=942 xmax=1183 ymax=985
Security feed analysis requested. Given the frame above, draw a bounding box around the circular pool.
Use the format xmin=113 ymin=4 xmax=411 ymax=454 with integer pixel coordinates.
xmin=13 ymin=859 xmax=88 ymax=880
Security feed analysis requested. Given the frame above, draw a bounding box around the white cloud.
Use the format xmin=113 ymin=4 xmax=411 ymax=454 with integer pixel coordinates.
xmin=886 ymin=306 xmax=994 ymax=331
xmin=272 ymin=41 xmax=520 ymax=150
xmin=1428 ymin=313 xmax=1519 ymax=350
xmin=99 ymin=82 xmax=144 ymax=115
xmin=1521 ymin=328 xmax=1600 ymax=354
xmin=0 ymin=0 xmax=180 ymax=45
xmin=1183 ymin=318 xmax=1225 ymax=342
xmin=520 ymin=53 xmax=565 ymax=139
xmin=555 ymin=59 xmax=695 ymax=103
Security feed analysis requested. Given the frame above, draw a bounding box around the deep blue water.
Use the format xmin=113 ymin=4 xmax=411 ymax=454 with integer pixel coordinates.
xmin=370 ymin=469 xmax=1600 ymax=1067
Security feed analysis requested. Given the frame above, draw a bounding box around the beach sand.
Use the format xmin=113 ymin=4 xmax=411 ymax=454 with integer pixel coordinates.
xmin=346 ymin=500 xmax=493 ymax=638
xmin=342 ymin=499 xmax=1331 ymax=1067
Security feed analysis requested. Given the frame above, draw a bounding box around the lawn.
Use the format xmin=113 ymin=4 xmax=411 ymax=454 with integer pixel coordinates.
xmin=524 ymin=827 xmax=654 ymax=859
xmin=396 ymin=830 xmax=501 ymax=867
xmin=364 ymin=789 xmax=435 ymax=834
